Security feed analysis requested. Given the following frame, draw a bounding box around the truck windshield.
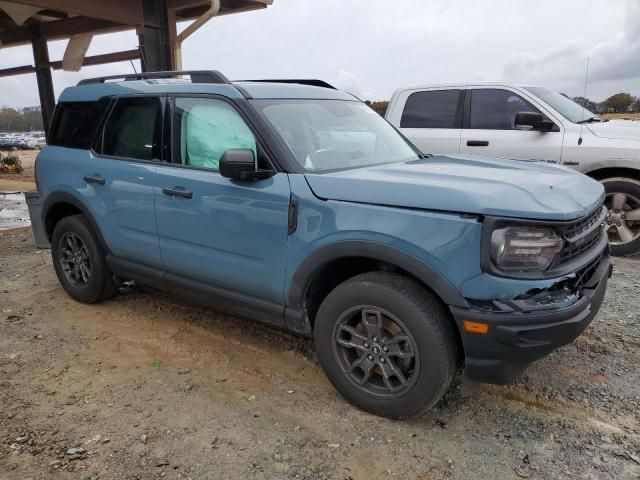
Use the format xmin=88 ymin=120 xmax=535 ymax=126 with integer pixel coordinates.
xmin=252 ymin=99 xmax=420 ymax=172
xmin=524 ymin=87 xmax=598 ymax=123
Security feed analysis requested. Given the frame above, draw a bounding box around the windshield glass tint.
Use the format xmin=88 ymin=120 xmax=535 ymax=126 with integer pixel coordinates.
xmin=252 ymin=99 xmax=419 ymax=172
xmin=524 ymin=87 xmax=596 ymax=123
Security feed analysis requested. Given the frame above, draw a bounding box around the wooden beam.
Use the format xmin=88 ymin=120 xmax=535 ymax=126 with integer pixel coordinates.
xmin=5 ymin=0 xmax=144 ymax=26
xmin=32 ymin=32 xmax=55 ymax=139
xmin=0 ymin=49 xmax=140 ymax=78
xmin=0 ymin=16 xmax=125 ymax=47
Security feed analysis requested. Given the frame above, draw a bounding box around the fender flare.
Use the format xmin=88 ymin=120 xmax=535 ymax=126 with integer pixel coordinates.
xmin=287 ymin=240 xmax=468 ymax=309
xmin=42 ymin=191 xmax=110 ymax=252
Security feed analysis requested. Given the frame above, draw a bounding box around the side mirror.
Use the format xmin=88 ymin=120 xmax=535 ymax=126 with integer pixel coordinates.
xmin=219 ymin=149 xmax=273 ymax=181
xmin=514 ymin=111 xmax=554 ymax=131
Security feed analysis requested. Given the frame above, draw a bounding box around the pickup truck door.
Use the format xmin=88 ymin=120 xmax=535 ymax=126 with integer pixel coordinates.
xmin=387 ymin=88 xmax=463 ymax=155
xmin=459 ymin=87 xmax=563 ymax=162
xmin=153 ymin=96 xmax=291 ymax=322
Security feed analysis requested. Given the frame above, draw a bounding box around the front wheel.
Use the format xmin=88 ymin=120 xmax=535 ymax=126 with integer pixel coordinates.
xmin=602 ymin=177 xmax=640 ymax=256
xmin=314 ymin=272 xmax=459 ymax=418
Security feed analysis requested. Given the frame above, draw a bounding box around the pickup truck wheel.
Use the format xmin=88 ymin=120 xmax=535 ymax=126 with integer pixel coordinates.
xmin=51 ymin=215 xmax=116 ymax=304
xmin=314 ymin=272 xmax=458 ymax=418
xmin=602 ymin=177 xmax=640 ymax=256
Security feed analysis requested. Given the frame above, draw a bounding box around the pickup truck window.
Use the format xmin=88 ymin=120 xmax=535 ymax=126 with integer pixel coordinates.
xmin=253 ymin=99 xmax=419 ymax=173
xmin=100 ymin=97 xmax=162 ymax=161
xmin=469 ymin=89 xmax=540 ymax=130
xmin=172 ymin=98 xmax=257 ymax=171
xmin=400 ymin=90 xmax=461 ymax=129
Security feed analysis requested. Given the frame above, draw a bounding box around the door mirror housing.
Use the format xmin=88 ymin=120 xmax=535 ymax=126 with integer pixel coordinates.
xmin=514 ymin=111 xmax=555 ymax=132
xmin=219 ymin=149 xmax=273 ymax=181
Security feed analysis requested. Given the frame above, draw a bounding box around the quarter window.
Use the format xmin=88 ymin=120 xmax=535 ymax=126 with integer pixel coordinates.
xmin=49 ymin=100 xmax=108 ymax=149
xmin=100 ymin=97 xmax=162 ymax=160
xmin=172 ymin=98 xmax=257 ymax=170
xmin=400 ymin=90 xmax=461 ymax=129
xmin=469 ymin=89 xmax=541 ymax=130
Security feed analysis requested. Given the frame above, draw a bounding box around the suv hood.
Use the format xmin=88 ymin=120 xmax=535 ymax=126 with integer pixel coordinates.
xmin=304 ymin=155 xmax=604 ymax=221
xmin=587 ymin=121 xmax=640 ymax=142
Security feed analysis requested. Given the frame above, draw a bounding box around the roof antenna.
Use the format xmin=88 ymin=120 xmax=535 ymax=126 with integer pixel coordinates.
xmin=578 ymin=57 xmax=590 ymax=146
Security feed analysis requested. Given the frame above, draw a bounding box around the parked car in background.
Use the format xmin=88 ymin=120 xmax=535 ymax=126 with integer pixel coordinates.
xmin=386 ymin=83 xmax=640 ymax=256
xmin=30 ymin=71 xmax=611 ymax=418
xmin=0 ymin=131 xmax=46 ymax=150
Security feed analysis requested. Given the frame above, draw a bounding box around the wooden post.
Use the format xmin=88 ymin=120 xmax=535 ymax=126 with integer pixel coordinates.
xmin=31 ymin=29 xmax=55 ymax=139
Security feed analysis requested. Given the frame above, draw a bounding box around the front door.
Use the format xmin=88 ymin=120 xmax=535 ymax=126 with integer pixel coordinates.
xmin=459 ymin=88 xmax=563 ymax=162
xmin=154 ymin=96 xmax=291 ymax=308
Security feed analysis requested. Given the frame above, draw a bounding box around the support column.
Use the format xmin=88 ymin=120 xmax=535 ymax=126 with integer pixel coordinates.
xmin=138 ymin=0 xmax=173 ymax=72
xmin=31 ymin=31 xmax=55 ymax=139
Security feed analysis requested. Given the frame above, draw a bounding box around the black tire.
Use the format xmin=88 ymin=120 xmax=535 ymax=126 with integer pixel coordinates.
xmin=51 ymin=214 xmax=116 ymax=304
xmin=314 ymin=272 xmax=459 ymax=419
xmin=601 ymin=177 xmax=640 ymax=256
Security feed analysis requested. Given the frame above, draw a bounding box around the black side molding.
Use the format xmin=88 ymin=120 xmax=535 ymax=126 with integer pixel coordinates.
xmin=288 ymin=195 xmax=299 ymax=235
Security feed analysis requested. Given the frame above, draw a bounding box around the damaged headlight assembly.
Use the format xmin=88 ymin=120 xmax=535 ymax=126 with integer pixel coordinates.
xmin=490 ymin=226 xmax=563 ymax=272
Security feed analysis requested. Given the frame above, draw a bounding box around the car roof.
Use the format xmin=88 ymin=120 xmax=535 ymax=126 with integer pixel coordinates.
xmin=391 ymin=82 xmax=545 ymax=93
xmin=59 ymin=79 xmax=356 ymax=103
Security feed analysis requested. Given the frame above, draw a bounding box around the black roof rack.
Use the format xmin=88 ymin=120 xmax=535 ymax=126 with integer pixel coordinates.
xmin=238 ymin=79 xmax=336 ymax=90
xmin=77 ymin=70 xmax=229 ymax=86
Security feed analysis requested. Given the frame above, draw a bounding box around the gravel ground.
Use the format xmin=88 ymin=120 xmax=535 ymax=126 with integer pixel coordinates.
xmin=1 ymin=227 xmax=639 ymax=480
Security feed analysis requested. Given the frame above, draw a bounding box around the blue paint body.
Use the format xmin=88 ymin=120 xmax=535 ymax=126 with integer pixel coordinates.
xmin=37 ymin=79 xmax=606 ymax=325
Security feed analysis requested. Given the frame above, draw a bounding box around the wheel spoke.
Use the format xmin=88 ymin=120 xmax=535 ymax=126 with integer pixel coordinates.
xmin=625 ymin=208 xmax=640 ymax=221
xmin=612 ymin=193 xmax=627 ymax=211
xmin=336 ymin=324 xmax=368 ymax=351
xmin=379 ymin=358 xmax=408 ymax=392
xmin=616 ymin=223 xmax=635 ymax=243
xmin=348 ymin=355 xmax=375 ymax=385
xmin=384 ymin=334 xmax=414 ymax=359
xmin=360 ymin=309 xmax=383 ymax=339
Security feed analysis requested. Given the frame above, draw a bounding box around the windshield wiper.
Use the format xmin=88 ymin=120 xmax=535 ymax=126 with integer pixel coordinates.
xmin=576 ymin=117 xmax=601 ymax=124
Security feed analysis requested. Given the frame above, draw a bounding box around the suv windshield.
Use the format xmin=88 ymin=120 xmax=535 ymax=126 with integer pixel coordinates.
xmin=252 ymin=99 xmax=419 ymax=172
xmin=524 ymin=87 xmax=597 ymax=123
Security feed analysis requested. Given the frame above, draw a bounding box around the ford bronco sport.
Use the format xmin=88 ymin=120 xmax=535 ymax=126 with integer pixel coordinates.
xmin=30 ymin=71 xmax=611 ymax=418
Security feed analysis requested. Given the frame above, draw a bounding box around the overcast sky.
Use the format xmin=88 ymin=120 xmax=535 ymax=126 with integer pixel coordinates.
xmin=0 ymin=0 xmax=638 ymax=108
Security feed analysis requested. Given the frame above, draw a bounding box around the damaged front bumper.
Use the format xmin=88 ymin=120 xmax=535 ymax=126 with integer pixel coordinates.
xmin=450 ymin=252 xmax=612 ymax=384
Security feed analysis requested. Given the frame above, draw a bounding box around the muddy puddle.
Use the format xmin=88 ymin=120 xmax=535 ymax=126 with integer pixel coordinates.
xmin=0 ymin=191 xmax=30 ymax=230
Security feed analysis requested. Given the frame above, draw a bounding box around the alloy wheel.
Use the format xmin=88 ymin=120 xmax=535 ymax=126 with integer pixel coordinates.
xmin=59 ymin=232 xmax=92 ymax=287
xmin=332 ymin=306 xmax=419 ymax=398
xmin=605 ymin=192 xmax=640 ymax=245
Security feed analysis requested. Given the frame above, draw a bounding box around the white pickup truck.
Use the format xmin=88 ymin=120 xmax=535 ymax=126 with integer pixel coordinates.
xmin=386 ymin=83 xmax=640 ymax=255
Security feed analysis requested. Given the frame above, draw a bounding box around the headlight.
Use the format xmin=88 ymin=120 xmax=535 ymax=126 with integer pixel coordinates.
xmin=490 ymin=226 xmax=563 ymax=272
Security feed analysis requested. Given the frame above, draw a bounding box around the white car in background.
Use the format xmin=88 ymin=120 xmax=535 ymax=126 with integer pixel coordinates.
xmin=386 ymin=83 xmax=640 ymax=255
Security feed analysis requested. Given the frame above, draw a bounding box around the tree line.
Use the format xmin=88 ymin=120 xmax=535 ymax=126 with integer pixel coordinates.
xmin=573 ymin=93 xmax=640 ymax=114
xmin=0 ymin=107 xmax=44 ymax=133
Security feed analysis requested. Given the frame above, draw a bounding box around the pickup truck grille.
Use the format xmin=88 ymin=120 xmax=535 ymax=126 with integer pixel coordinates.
xmin=557 ymin=205 xmax=607 ymax=265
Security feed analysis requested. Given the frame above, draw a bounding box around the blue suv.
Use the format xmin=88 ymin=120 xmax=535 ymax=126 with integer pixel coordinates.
xmin=31 ymin=71 xmax=611 ymax=418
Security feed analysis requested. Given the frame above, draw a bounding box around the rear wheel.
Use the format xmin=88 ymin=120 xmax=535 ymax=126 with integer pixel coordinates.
xmin=51 ymin=215 xmax=116 ymax=303
xmin=314 ymin=272 xmax=458 ymax=418
xmin=602 ymin=177 xmax=640 ymax=256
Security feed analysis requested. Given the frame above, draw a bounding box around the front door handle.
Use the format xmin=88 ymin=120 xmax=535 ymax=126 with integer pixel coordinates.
xmin=162 ymin=186 xmax=193 ymax=199
xmin=84 ymin=175 xmax=105 ymax=185
xmin=467 ymin=140 xmax=489 ymax=147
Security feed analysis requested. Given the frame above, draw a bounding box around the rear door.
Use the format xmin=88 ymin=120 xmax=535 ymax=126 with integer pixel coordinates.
xmin=154 ymin=96 xmax=291 ymax=312
xmin=388 ymin=88 xmax=464 ymax=155
xmin=459 ymin=87 xmax=563 ymax=162
xmin=86 ymin=96 xmax=164 ymax=268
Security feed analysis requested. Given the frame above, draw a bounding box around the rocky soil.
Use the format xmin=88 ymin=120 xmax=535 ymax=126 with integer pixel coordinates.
xmin=1 ymin=227 xmax=639 ymax=480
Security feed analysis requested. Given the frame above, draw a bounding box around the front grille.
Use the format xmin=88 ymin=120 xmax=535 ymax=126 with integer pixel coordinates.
xmin=557 ymin=205 xmax=606 ymax=265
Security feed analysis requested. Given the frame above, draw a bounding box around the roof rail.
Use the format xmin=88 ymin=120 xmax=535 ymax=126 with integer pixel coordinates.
xmin=77 ymin=70 xmax=229 ymax=86
xmin=238 ymin=79 xmax=336 ymax=90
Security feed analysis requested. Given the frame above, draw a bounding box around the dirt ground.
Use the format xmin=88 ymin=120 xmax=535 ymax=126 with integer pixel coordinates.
xmin=0 ymin=150 xmax=37 ymax=192
xmin=0 ymin=227 xmax=639 ymax=480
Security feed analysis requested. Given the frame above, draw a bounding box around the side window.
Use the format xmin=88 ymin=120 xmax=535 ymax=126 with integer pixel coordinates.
xmin=173 ymin=98 xmax=257 ymax=170
xmin=400 ymin=90 xmax=461 ymax=129
xmin=49 ymin=100 xmax=108 ymax=149
xmin=469 ymin=89 xmax=541 ymax=130
xmin=100 ymin=97 xmax=162 ymax=160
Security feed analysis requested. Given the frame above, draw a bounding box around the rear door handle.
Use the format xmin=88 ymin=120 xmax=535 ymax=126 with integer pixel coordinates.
xmin=84 ymin=175 xmax=105 ymax=185
xmin=467 ymin=140 xmax=489 ymax=147
xmin=162 ymin=186 xmax=193 ymax=199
